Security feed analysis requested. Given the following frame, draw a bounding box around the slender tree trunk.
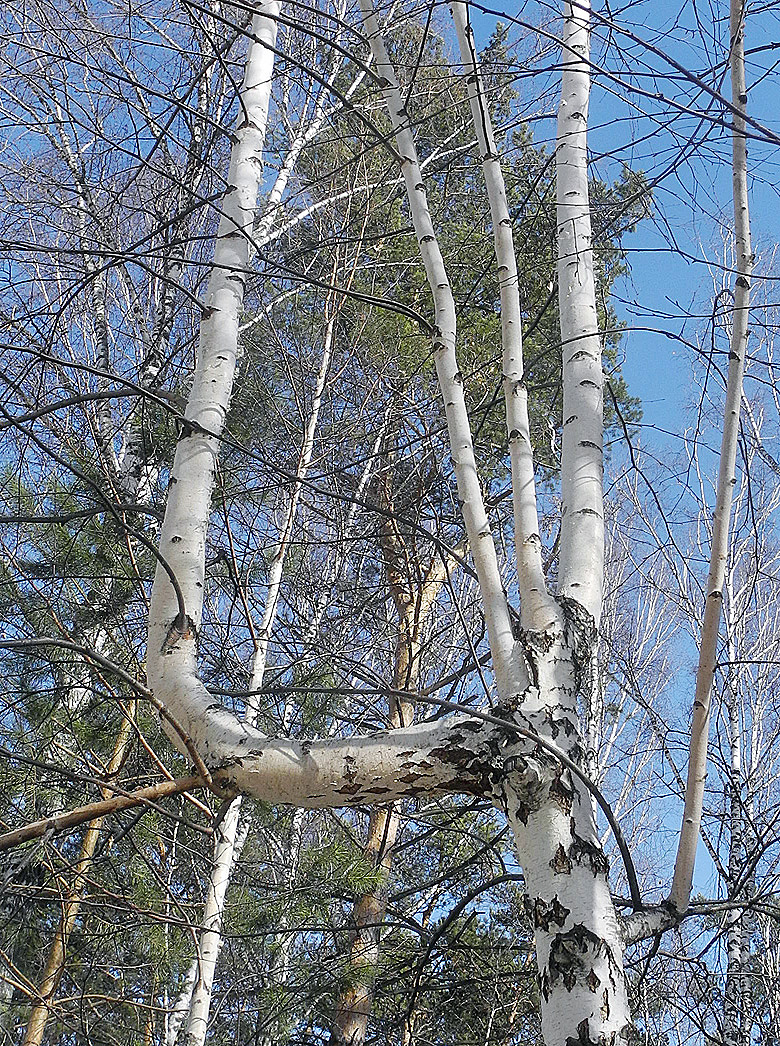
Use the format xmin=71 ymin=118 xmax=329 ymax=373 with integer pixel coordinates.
xmin=178 ymin=231 xmax=340 ymax=1046
xmin=22 ymin=707 xmax=135 ymax=1046
xmin=330 ymin=460 xmax=449 ymax=1046
xmin=669 ymin=0 xmax=753 ymax=914
xmin=723 ymin=665 xmax=746 ymax=1046
xmin=353 ymin=1 xmax=633 ymax=1039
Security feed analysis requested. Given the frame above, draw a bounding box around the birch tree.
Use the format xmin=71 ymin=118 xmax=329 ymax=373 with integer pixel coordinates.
xmin=1 ymin=0 xmax=775 ymax=1042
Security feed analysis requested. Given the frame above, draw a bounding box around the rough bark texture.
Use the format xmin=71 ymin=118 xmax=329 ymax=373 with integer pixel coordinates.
xmin=500 ymin=618 xmax=632 ymax=1044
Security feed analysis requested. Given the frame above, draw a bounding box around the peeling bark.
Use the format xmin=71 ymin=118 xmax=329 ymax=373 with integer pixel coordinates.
xmin=502 ymin=619 xmax=632 ymax=1043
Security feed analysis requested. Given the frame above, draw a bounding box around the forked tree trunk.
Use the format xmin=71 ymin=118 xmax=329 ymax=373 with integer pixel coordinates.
xmin=352 ymin=1 xmax=632 ymax=1039
xmin=145 ymin=1 xmax=753 ymax=1043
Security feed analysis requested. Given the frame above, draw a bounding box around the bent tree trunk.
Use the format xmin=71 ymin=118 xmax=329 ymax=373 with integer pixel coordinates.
xmin=147 ymin=0 xmax=634 ymax=1042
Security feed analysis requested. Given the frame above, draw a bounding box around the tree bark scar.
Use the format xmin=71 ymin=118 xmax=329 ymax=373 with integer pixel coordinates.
xmin=569 ymin=819 xmax=610 ymax=875
xmin=161 ymin=614 xmax=198 ymax=654
xmin=525 ymin=894 xmax=571 ymax=930
xmin=563 ymin=1016 xmax=633 ymax=1046
xmin=542 ymin=923 xmax=615 ymax=997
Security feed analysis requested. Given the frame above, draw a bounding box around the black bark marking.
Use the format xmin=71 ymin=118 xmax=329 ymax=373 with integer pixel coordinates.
xmin=525 ymin=894 xmax=570 ymax=930
xmin=564 ymin=1015 xmax=632 ymax=1046
xmin=569 ymin=819 xmax=610 ymax=875
xmin=544 ymin=924 xmax=607 ymax=996
xmin=160 ymin=614 xmax=197 ymax=654
xmin=551 ymin=843 xmax=572 ymax=874
xmin=549 ymin=771 xmax=575 ymax=814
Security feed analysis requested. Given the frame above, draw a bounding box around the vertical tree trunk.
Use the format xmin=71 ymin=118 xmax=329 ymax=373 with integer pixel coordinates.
xmin=669 ymin=0 xmax=753 ymax=914
xmin=330 ymin=456 xmax=449 ymax=1046
xmin=178 ymin=251 xmax=340 ymax=1046
xmin=22 ymin=707 xmax=135 ymax=1046
xmin=723 ymin=662 xmax=747 ymax=1046
xmin=353 ymin=1 xmax=634 ymax=1038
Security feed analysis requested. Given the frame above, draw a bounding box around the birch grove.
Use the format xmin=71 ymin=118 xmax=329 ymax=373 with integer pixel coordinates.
xmin=1 ymin=0 xmax=778 ymax=1043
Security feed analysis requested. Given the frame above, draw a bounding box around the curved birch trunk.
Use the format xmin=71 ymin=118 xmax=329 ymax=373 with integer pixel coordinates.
xmin=669 ymin=0 xmax=753 ymax=914
xmin=178 ymin=295 xmax=337 ymax=1046
xmin=147 ymin=0 xmax=280 ymax=694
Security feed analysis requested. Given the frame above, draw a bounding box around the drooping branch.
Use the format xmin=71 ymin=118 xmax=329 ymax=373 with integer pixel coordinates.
xmin=669 ymin=0 xmax=753 ymax=914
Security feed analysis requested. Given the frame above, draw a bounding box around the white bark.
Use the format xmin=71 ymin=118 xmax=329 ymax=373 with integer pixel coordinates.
xmin=147 ymin=0 xmax=280 ymax=751
xmin=357 ymin=0 xmax=516 ymax=696
xmin=669 ymin=0 xmax=753 ymax=914
xmin=180 ymin=798 xmax=244 ymax=1046
xmin=178 ymin=297 xmax=337 ymax=1046
xmin=354 ymin=4 xmax=633 ymax=1040
xmin=502 ymin=626 xmax=633 ymax=1043
xmin=449 ymin=0 xmax=559 ymax=636
xmin=556 ymin=0 xmax=604 ymax=624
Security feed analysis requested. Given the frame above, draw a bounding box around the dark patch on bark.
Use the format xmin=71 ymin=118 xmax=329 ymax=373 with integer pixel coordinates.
xmin=525 ymin=894 xmax=570 ymax=931
xmin=550 ymin=771 xmax=575 ymax=813
xmin=569 ymin=819 xmax=610 ymax=875
xmin=551 ymin=843 xmax=572 ymax=875
xmin=564 ymin=1016 xmax=634 ymax=1046
xmin=542 ymin=924 xmax=608 ymax=998
xmin=160 ymin=614 xmax=198 ymax=654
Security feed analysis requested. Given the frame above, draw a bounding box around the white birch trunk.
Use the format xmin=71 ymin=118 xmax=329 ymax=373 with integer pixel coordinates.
xmin=177 ymin=298 xmax=337 ymax=1046
xmin=449 ymin=0 xmax=558 ymax=635
xmin=179 ymin=798 xmax=244 ymax=1046
xmin=669 ymin=0 xmax=753 ymax=913
xmin=556 ymin=0 xmax=604 ymax=624
xmin=353 ymin=4 xmax=633 ymax=1040
xmin=147 ymin=0 xmax=280 ymax=755
xmin=356 ymin=0 xmax=516 ymax=695
xmin=501 ymin=625 xmax=632 ymax=1043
